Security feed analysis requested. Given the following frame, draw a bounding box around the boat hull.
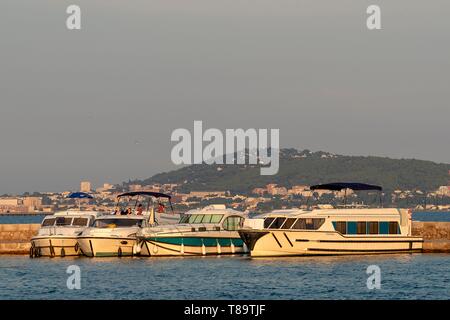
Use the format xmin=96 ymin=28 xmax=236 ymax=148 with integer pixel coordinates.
xmin=77 ymin=237 xmax=137 ymax=257
xmin=31 ymin=236 xmax=80 ymax=257
xmin=137 ymin=236 xmax=246 ymax=256
xmin=239 ymin=229 xmax=424 ymax=257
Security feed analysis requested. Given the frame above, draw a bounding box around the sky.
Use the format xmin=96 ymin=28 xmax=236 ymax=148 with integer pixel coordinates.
xmin=0 ymin=0 xmax=449 ymax=194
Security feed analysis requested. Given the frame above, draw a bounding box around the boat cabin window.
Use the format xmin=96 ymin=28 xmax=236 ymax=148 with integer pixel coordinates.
xmin=357 ymin=222 xmax=367 ymax=235
xmin=290 ymin=218 xmax=325 ymax=230
xmin=333 ymin=221 xmax=400 ymax=235
xmin=201 ymin=214 xmax=213 ymax=223
xmin=222 ymin=216 xmax=244 ymax=231
xmin=264 ymin=218 xmax=275 ymax=228
xmin=334 ymin=221 xmax=347 ymax=234
xmin=368 ymin=222 xmax=378 ymax=234
xmin=264 ymin=217 xmax=325 ymax=230
xmin=268 ymin=217 xmax=286 ymax=229
xmin=94 ymin=218 xmax=144 ymax=228
xmin=193 ymin=214 xmax=204 ymax=224
xmin=72 ymin=217 xmax=89 ymax=226
xmin=292 ymin=219 xmax=306 ymax=229
xmin=180 ymin=214 xmax=224 ymax=224
xmin=388 ymin=222 xmax=399 ymax=234
xmin=55 ymin=217 xmax=73 ymax=226
xmin=210 ymin=214 xmax=223 ymax=223
xmin=179 ymin=215 xmax=189 ymax=223
xmin=282 ymin=218 xmax=297 ymax=229
xmin=42 ymin=218 xmax=56 ymax=227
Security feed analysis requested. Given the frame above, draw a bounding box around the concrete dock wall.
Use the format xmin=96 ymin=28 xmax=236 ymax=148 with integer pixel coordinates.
xmin=0 ymin=224 xmax=40 ymax=254
xmin=1 ymin=222 xmax=450 ymax=255
xmin=412 ymin=221 xmax=450 ymax=252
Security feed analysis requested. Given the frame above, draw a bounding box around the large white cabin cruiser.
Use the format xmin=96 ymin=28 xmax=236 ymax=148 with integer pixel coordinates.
xmin=239 ymin=183 xmax=423 ymax=257
xmin=30 ymin=192 xmax=100 ymax=257
xmin=135 ymin=205 xmax=248 ymax=256
xmin=77 ymin=191 xmax=178 ymax=257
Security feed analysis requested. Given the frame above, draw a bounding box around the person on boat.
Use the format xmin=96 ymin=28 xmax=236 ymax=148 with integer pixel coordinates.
xmin=126 ymin=208 xmax=132 ymax=215
xmin=136 ymin=204 xmax=144 ymax=215
xmin=157 ymin=202 xmax=165 ymax=213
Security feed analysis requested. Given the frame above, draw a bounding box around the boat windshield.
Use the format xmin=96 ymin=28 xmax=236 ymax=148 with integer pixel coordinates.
xmin=94 ymin=218 xmax=144 ymax=228
xmin=42 ymin=218 xmax=56 ymax=227
xmin=179 ymin=214 xmax=224 ymax=224
xmin=42 ymin=216 xmax=91 ymax=227
xmin=55 ymin=217 xmax=73 ymax=226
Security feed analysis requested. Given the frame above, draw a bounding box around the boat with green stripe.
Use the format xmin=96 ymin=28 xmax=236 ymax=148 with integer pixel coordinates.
xmin=135 ymin=205 xmax=248 ymax=256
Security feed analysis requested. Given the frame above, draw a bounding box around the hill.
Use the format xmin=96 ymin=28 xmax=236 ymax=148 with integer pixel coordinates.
xmin=128 ymin=149 xmax=450 ymax=193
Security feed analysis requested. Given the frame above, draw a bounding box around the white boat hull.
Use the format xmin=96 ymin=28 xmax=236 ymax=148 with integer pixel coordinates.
xmin=137 ymin=234 xmax=246 ymax=257
xmin=31 ymin=236 xmax=81 ymax=257
xmin=77 ymin=237 xmax=137 ymax=257
xmin=239 ymin=229 xmax=424 ymax=257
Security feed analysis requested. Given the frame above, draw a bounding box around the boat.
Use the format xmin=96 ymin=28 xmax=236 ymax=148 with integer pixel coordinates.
xmin=134 ymin=204 xmax=248 ymax=256
xmin=30 ymin=192 xmax=100 ymax=258
xmin=239 ymin=183 xmax=424 ymax=257
xmin=77 ymin=191 xmax=178 ymax=257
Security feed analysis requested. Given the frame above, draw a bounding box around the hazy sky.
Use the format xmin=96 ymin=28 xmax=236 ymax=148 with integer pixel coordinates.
xmin=0 ymin=0 xmax=449 ymax=194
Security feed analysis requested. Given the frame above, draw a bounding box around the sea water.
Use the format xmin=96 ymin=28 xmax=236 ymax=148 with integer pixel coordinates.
xmin=0 ymin=254 xmax=449 ymax=299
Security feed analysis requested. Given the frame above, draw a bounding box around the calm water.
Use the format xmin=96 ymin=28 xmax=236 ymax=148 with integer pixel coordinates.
xmin=0 ymin=214 xmax=48 ymax=224
xmin=1 ymin=211 xmax=450 ymax=224
xmin=0 ymin=254 xmax=449 ymax=299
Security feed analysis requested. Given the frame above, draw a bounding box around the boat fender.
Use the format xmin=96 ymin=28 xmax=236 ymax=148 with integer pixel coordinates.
xmin=29 ymin=247 xmax=34 ymax=258
xmin=231 ymin=241 xmax=235 ymax=254
xmin=180 ymin=243 xmax=184 ymax=255
xmin=216 ymin=241 xmax=221 ymax=255
xmin=118 ymin=247 xmax=122 ymax=257
xmin=201 ymin=240 xmax=206 ymax=256
xmin=133 ymin=243 xmax=141 ymax=255
xmin=61 ymin=248 xmax=65 ymax=258
xmin=74 ymin=243 xmax=79 ymax=253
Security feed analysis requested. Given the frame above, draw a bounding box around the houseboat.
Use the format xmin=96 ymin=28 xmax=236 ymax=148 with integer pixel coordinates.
xmin=30 ymin=192 xmax=100 ymax=257
xmin=239 ymin=183 xmax=423 ymax=257
xmin=134 ymin=204 xmax=248 ymax=256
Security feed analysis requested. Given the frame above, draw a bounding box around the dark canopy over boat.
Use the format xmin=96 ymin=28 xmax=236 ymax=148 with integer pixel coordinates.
xmin=310 ymin=182 xmax=382 ymax=192
xmin=68 ymin=192 xmax=93 ymax=199
xmin=117 ymin=191 xmax=172 ymax=199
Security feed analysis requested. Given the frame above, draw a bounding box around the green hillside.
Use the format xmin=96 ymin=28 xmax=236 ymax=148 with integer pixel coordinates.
xmin=130 ymin=149 xmax=450 ymax=193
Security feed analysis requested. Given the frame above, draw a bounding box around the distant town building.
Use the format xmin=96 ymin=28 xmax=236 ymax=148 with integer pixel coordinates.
xmin=288 ymin=185 xmax=309 ymax=195
xmin=129 ymin=184 xmax=143 ymax=192
xmin=22 ymin=197 xmax=43 ymax=211
xmin=80 ymin=181 xmax=92 ymax=193
xmin=189 ymin=191 xmax=227 ymax=198
xmin=0 ymin=198 xmax=21 ymax=206
xmin=270 ymin=186 xmax=288 ymax=196
xmin=436 ymin=186 xmax=450 ymax=197
xmin=265 ymin=184 xmax=278 ymax=193
xmin=252 ymin=188 xmax=266 ymax=196
xmin=0 ymin=197 xmax=39 ymax=213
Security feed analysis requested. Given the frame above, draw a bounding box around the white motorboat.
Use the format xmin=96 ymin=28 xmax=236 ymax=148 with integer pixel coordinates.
xmin=30 ymin=192 xmax=100 ymax=258
xmin=77 ymin=191 xmax=178 ymax=257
